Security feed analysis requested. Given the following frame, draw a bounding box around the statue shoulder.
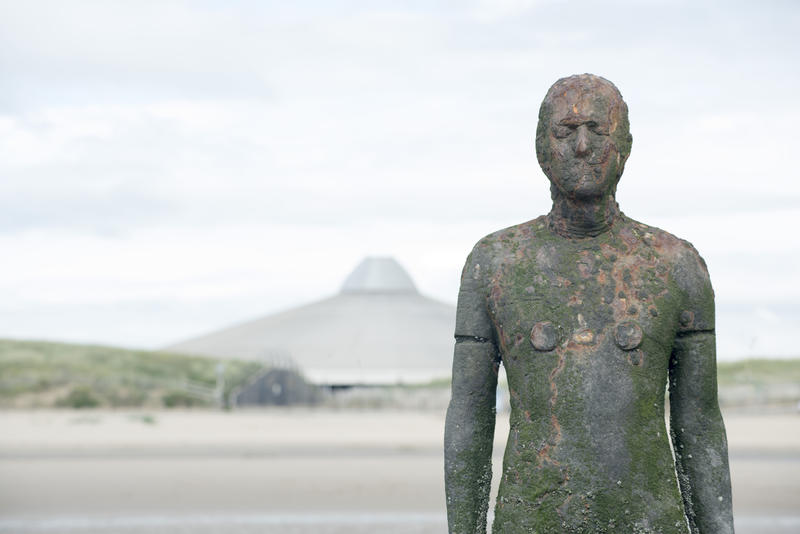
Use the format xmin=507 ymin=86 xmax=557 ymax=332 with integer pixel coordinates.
xmin=626 ymin=218 xmax=714 ymax=331
xmin=465 ymin=216 xmax=547 ymax=273
xmin=455 ymin=218 xmax=543 ymax=339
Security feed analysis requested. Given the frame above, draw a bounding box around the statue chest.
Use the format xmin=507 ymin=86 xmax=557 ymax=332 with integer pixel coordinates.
xmin=485 ymin=244 xmax=679 ymax=366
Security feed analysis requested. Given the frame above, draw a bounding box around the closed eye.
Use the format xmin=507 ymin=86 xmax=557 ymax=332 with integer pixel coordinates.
xmin=552 ymin=125 xmax=574 ymax=139
xmin=587 ymin=121 xmax=609 ymax=135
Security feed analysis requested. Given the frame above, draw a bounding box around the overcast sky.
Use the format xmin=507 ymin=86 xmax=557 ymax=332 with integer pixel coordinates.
xmin=1 ymin=0 xmax=798 ymax=359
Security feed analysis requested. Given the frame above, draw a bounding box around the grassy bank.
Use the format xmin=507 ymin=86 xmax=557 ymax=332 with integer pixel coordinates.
xmin=0 ymin=339 xmax=266 ymax=409
xmin=717 ymin=358 xmax=800 ymax=386
xmin=717 ymin=358 xmax=800 ymax=408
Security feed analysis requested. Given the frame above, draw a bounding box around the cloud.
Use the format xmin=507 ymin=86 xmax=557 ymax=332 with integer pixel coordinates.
xmin=0 ymin=187 xmax=171 ymax=235
xmin=0 ymin=1 xmax=797 ymax=355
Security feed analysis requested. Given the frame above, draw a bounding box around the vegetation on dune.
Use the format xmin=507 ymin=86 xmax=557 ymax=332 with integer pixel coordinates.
xmin=716 ymin=358 xmax=800 ymax=386
xmin=716 ymin=358 xmax=800 ymax=408
xmin=0 ymin=338 xmax=267 ymax=409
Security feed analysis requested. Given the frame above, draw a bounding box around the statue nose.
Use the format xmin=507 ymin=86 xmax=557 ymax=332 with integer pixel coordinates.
xmin=574 ymin=126 xmax=590 ymax=157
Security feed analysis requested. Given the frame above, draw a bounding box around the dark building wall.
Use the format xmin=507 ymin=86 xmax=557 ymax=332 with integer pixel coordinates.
xmin=234 ymin=369 xmax=319 ymax=406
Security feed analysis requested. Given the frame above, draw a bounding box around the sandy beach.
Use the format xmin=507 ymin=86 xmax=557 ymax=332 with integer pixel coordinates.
xmin=0 ymin=409 xmax=798 ymax=533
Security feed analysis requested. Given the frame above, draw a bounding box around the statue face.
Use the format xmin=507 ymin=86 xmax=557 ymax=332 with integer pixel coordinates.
xmin=536 ymin=77 xmax=631 ymax=201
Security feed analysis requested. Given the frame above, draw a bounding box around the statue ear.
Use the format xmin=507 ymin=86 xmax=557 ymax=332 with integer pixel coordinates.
xmin=535 ymin=129 xmax=550 ymax=174
xmin=620 ymin=132 xmax=632 ymax=165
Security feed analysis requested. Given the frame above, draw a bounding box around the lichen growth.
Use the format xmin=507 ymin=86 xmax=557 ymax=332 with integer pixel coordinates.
xmin=449 ymin=213 xmax=728 ymax=533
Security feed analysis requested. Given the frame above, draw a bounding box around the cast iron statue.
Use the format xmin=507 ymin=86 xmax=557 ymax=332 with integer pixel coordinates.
xmin=444 ymin=74 xmax=734 ymax=533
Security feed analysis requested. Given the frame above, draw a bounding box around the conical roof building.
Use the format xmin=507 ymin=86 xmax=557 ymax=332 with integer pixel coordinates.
xmin=166 ymin=257 xmax=456 ymax=386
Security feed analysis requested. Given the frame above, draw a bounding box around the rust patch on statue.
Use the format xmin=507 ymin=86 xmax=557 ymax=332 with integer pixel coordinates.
xmin=568 ymin=294 xmax=582 ymax=306
xmin=537 ymin=350 xmax=567 ymax=468
xmin=572 ymin=328 xmax=595 ymax=345
xmin=496 ymin=324 xmax=510 ymax=354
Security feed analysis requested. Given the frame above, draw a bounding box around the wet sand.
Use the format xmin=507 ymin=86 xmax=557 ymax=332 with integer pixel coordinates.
xmin=0 ymin=409 xmax=798 ymax=533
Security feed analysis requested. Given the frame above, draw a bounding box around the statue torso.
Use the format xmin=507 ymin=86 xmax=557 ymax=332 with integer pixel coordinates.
xmin=473 ymin=214 xmax=707 ymax=533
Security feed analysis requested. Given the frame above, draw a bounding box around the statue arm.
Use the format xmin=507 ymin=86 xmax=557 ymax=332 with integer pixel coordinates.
xmin=668 ymin=250 xmax=734 ymax=533
xmin=444 ymin=250 xmax=499 ymax=534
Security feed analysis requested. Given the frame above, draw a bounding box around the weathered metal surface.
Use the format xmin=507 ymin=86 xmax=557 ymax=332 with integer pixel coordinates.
xmin=530 ymin=321 xmax=559 ymax=352
xmin=614 ymin=321 xmax=643 ymax=351
xmin=445 ymin=74 xmax=734 ymax=533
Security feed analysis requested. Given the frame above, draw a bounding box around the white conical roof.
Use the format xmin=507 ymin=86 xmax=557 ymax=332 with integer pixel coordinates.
xmin=166 ymin=257 xmax=455 ymax=386
xmin=340 ymin=257 xmax=417 ymax=294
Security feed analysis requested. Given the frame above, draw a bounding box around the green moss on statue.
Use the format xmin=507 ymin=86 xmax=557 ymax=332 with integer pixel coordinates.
xmin=445 ymin=74 xmax=734 ymax=533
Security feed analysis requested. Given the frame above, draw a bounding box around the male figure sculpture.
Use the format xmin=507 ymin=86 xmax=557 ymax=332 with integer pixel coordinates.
xmin=445 ymin=74 xmax=734 ymax=533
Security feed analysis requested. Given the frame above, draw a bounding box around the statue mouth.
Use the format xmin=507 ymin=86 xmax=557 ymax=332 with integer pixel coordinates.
xmin=575 ymin=161 xmax=604 ymax=180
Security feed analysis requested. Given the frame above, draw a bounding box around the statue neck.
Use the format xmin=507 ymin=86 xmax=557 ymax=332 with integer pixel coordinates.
xmin=547 ymin=191 xmax=621 ymax=239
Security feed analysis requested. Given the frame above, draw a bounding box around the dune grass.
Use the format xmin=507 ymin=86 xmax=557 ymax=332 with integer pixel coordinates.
xmin=0 ymin=338 xmax=266 ymax=408
xmin=717 ymin=358 xmax=800 ymax=386
xmin=715 ymin=358 xmax=800 ymax=408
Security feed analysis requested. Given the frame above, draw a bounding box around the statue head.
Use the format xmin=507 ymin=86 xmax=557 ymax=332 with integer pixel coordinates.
xmin=535 ymin=74 xmax=632 ymax=202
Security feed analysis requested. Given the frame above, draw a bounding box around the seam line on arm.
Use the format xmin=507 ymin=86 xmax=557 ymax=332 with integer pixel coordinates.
xmin=675 ymin=329 xmax=715 ymax=338
xmin=455 ymin=335 xmax=490 ymax=344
